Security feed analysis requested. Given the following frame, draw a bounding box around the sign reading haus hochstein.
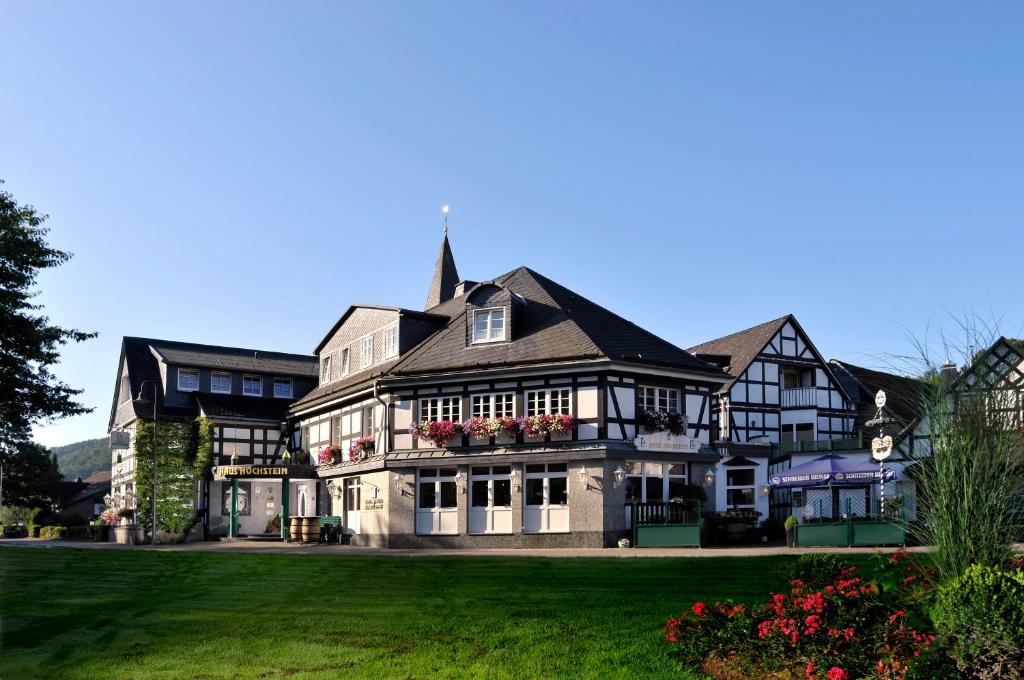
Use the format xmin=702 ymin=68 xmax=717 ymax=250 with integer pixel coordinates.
xmin=218 ymin=465 xmax=290 ymax=478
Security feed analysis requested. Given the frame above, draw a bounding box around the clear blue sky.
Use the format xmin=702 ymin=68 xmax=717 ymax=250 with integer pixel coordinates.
xmin=4 ymin=2 xmax=1021 ymax=447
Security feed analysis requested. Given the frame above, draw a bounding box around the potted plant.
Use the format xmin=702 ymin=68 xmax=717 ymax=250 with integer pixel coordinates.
xmin=785 ymin=514 xmax=798 ymax=547
xmin=348 ymin=436 xmax=375 ymax=461
xmin=412 ymin=420 xmax=463 ymax=448
xmin=317 ymin=444 xmax=342 ymax=465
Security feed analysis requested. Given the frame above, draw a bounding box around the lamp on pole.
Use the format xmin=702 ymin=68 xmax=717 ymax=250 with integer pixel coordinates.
xmin=866 ymin=390 xmax=894 ymax=519
xmin=133 ymin=380 xmax=159 ymax=546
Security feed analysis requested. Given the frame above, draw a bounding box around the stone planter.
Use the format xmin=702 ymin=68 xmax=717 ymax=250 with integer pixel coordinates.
xmin=786 ymin=530 xmax=795 ymax=548
xmin=114 ymin=525 xmax=139 ymax=545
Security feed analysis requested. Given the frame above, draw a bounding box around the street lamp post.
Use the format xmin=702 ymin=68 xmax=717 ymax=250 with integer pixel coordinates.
xmin=133 ymin=380 xmax=159 ymax=546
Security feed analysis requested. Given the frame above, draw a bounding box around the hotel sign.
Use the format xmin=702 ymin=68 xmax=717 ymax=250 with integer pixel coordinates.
xmin=218 ymin=465 xmax=290 ymax=478
xmin=633 ymin=431 xmax=701 ymax=454
xmin=364 ymin=498 xmax=384 ymax=511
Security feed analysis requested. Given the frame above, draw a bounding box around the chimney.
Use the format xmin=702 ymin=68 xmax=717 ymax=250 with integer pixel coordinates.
xmin=453 ymin=280 xmax=477 ymax=297
xmin=939 ymin=361 xmax=958 ymax=389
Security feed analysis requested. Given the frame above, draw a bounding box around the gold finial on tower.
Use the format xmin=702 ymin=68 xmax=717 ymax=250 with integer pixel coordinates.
xmin=442 ymin=204 xmax=450 ymax=234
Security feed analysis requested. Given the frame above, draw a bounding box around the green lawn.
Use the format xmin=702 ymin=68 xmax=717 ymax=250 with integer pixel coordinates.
xmin=0 ymin=547 xmax=866 ymax=680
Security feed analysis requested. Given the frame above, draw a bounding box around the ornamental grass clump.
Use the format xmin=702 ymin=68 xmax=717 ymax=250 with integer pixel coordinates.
xmin=664 ymin=551 xmax=952 ymax=679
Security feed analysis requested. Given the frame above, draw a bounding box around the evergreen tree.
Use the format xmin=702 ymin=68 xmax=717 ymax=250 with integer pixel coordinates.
xmin=0 ymin=182 xmax=95 ymax=505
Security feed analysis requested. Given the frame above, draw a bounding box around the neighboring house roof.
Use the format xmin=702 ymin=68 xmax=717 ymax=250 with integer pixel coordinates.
xmin=954 ymin=336 xmax=1024 ymax=390
xmin=109 ymin=337 xmax=316 ymax=428
xmin=84 ymin=470 xmax=112 ymax=485
xmin=829 ymin=360 xmax=925 ymax=426
xmin=62 ymin=479 xmax=111 ymax=508
xmin=390 ymin=266 xmax=726 ymax=378
xmin=425 ymin=233 xmax=460 ymax=309
xmin=688 ymin=316 xmax=791 ymax=391
xmin=195 ymin=394 xmax=293 ymax=423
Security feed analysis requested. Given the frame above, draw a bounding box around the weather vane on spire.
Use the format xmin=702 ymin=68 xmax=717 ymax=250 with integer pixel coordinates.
xmin=442 ymin=204 xmax=450 ymax=235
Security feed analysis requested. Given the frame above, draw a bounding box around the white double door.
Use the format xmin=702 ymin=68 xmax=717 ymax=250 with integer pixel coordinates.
xmin=469 ymin=467 xmax=513 ymax=534
xmin=416 ymin=471 xmax=458 ymax=535
xmin=524 ymin=464 xmax=569 ymax=533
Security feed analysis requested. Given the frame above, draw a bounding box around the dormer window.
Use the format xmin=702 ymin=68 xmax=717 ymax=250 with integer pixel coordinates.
xmin=340 ymin=347 xmax=350 ymax=376
xmin=472 ymin=308 xmax=506 ymax=344
xmin=384 ymin=325 xmax=399 ymax=359
xmin=243 ymin=375 xmax=262 ymax=397
xmin=321 ymin=356 xmax=332 ymax=383
xmin=211 ymin=372 xmax=232 ymax=394
xmin=361 ymin=335 xmax=374 ymax=369
xmin=177 ymin=368 xmax=199 ymax=392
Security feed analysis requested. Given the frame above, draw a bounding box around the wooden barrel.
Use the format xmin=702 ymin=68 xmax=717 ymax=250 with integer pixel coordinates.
xmin=300 ymin=516 xmax=320 ymax=543
xmin=288 ymin=516 xmax=302 ymax=542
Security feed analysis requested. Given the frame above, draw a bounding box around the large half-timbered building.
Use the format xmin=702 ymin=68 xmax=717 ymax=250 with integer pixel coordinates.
xmin=288 ymin=235 xmax=730 ymax=547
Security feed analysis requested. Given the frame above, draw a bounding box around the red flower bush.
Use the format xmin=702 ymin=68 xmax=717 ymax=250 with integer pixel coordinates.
xmin=664 ymin=552 xmax=952 ymax=679
xmin=348 ymin=435 xmax=374 ymax=461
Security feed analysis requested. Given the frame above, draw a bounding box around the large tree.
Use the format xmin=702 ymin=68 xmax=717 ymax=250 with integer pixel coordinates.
xmin=0 ymin=442 xmax=62 ymax=508
xmin=0 ymin=182 xmax=95 ymax=457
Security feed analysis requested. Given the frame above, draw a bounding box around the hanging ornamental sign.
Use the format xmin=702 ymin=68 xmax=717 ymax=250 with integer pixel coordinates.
xmin=871 ymin=435 xmax=893 ymax=461
xmin=875 ymin=390 xmax=887 ymax=409
xmin=634 ymin=430 xmax=701 ymax=454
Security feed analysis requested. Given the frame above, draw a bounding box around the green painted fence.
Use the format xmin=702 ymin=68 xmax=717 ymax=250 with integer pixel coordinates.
xmin=631 ymin=501 xmax=701 ymax=548
xmin=794 ymin=497 xmax=906 ymax=547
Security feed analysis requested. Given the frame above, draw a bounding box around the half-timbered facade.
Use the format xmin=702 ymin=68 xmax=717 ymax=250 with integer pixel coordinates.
xmin=288 ymin=235 xmax=728 ymax=547
xmin=954 ymin=336 xmax=1024 ymax=427
xmin=689 ymin=316 xmax=859 ymax=520
xmin=107 ymin=338 xmax=318 ymax=538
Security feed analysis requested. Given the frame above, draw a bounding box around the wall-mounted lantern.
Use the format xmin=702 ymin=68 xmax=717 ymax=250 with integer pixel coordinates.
xmin=612 ymin=466 xmax=626 ymax=487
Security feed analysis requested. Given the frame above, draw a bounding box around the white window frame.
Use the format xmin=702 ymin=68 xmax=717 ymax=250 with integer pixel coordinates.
xmin=321 ymin=355 xmax=332 ymax=383
xmin=525 ymin=388 xmax=571 ymax=416
xmin=623 ymin=460 xmax=688 ymax=504
xmin=384 ymin=325 xmax=399 ymax=359
xmin=210 ymin=371 xmax=231 ymax=394
xmin=340 ymin=346 xmax=350 ymax=376
xmin=273 ymin=377 xmax=293 ymax=399
xmin=419 ymin=397 xmax=461 ymax=422
xmin=361 ymin=335 xmax=374 ymax=369
xmin=471 ymin=307 xmax=506 ymax=344
xmin=242 ymin=374 xmax=262 ymax=397
xmin=470 ymin=392 xmax=515 ymax=419
xmin=638 ymin=386 xmax=681 ymax=412
xmin=725 ymin=466 xmax=757 ymax=510
xmin=177 ymin=368 xmax=199 ymax=392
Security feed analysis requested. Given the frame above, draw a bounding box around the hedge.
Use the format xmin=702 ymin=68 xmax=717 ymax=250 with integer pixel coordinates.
xmin=39 ymin=526 xmax=67 ymax=540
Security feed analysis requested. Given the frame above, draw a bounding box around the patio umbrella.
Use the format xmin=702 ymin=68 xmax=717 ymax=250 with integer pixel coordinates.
xmin=769 ymin=453 xmax=895 ymax=489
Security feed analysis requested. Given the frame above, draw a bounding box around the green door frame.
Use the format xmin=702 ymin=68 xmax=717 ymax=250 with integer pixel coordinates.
xmin=279 ymin=476 xmax=290 ymax=540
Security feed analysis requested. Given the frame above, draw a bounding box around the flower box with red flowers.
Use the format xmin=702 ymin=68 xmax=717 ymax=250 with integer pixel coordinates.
xmin=348 ymin=436 xmax=375 ymax=461
xmin=412 ymin=420 xmax=463 ymax=448
xmin=519 ymin=414 xmax=574 ymax=439
xmin=317 ymin=444 xmax=342 ymax=465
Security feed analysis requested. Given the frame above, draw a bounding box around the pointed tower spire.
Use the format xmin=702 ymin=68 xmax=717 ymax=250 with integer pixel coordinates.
xmin=425 ymin=207 xmax=460 ymax=309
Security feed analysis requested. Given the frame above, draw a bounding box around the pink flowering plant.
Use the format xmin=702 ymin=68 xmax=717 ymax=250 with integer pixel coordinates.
xmin=520 ymin=414 xmax=574 ymax=438
xmin=412 ymin=420 xmax=463 ymax=448
xmin=99 ymin=508 xmax=120 ymax=525
xmin=348 ymin=436 xmax=374 ymax=461
xmin=663 ymin=550 xmax=953 ymax=679
xmin=317 ymin=444 xmax=342 ymax=465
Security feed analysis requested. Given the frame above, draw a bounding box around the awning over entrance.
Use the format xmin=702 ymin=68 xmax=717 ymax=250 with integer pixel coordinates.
xmin=769 ymin=454 xmax=895 ymax=489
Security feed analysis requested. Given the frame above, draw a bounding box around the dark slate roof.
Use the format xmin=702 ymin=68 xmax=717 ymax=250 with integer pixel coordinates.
xmin=149 ymin=342 xmax=317 ymax=377
xmin=62 ymin=478 xmax=111 ymax=507
xmin=195 ymin=394 xmax=292 ymax=422
xmin=313 ymin=306 xmax=448 ymax=354
xmin=109 ymin=337 xmax=315 ymax=428
xmin=425 ymin=233 xmax=460 ymax=309
xmin=390 ymin=267 xmax=726 ymax=377
xmin=828 ymin=360 xmax=925 ymax=426
xmin=688 ymin=316 xmax=790 ymax=391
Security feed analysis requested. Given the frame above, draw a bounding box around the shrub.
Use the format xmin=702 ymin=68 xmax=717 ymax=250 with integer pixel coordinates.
xmin=0 ymin=505 xmax=36 ymax=526
xmin=790 ymin=553 xmax=849 ymax=590
xmin=666 ymin=553 xmax=952 ymax=679
xmin=27 ymin=524 xmax=40 ymax=538
xmin=39 ymin=525 xmax=67 ymax=540
xmin=784 ymin=514 xmax=798 ymax=532
xmin=932 ymin=564 xmax=1024 ymax=679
